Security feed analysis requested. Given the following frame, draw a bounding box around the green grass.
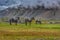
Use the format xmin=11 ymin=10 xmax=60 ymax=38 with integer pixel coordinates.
xmin=0 ymin=22 xmax=60 ymax=40
xmin=0 ymin=22 xmax=60 ymax=30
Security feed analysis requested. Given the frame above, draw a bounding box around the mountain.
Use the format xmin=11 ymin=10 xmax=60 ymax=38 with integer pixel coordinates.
xmin=0 ymin=6 xmax=60 ymax=20
xmin=0 ymin=0 xmax=60 ymax=21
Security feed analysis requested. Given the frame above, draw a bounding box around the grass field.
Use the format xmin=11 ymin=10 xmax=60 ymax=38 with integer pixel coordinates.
xmin=0 ymin=22 xmax=60 ymax=40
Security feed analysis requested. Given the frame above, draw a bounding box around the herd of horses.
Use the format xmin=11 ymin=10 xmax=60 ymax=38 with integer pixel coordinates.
xmin=9 ymin=17 xmax=41 ymax=26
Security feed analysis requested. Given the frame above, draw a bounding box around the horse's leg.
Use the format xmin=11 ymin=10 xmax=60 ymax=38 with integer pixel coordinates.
xmin=26 ymin=22 xmax=27 ymax=26
xmin=35 ymin=21 xmax=37 ymax=24
xmin=25 ymin=21 xmax=27 ymax=26
xmin=15 ymin=22 xmax=17 ymax=25
xmin=10 ymin=22 xmax=12 ymax=25
xmin=29 ymin=21 xmax=31 ymax=26
xmin=29 ymin=22 xmax=31 ymax=26
xmin=15 ymin=21 xmax=17 ymax=25
xmin=10 ymin=20 xmax=12 ymax=25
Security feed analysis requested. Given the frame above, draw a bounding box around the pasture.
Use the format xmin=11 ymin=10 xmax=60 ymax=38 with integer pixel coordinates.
xmin=0 ymin=22 xmax=60 ymax=40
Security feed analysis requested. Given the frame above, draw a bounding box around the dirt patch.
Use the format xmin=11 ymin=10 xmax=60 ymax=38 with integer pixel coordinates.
xmin=0 ymin=29 xmax=60 ymax=37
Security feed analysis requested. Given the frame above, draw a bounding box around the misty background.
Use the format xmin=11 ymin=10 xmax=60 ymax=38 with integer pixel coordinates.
xmin=0 ymin=0 xmax=60 ymax=22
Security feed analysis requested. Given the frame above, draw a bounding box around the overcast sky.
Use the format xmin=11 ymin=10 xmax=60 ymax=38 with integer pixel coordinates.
xmin=0 ymin=0 xmax=60 ymax=10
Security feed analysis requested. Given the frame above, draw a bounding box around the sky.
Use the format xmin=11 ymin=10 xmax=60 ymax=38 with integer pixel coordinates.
xmin=0 ymin=0 xmax=60 ymax=10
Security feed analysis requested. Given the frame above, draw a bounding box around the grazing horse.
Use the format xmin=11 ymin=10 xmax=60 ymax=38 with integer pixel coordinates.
xmin=9 ymin=17 xmax=19 ymax=25
xmin=25 ymin=17 xmax=34 ymax=26
xmin=35 ymin=20 xmax=41 ymax=24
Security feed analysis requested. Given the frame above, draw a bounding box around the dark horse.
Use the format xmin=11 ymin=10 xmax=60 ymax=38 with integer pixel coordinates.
xmin=25 ymin=17 xmax=34 ymax=26
xmin=35 ymin=20 xmax=41 ymax=24
xmin=9 ymin=17 xmax=19 ymax=25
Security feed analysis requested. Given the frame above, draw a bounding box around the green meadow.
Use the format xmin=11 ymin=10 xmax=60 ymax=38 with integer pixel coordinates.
xmin=0 ymin=22 xmax=60 ymax=40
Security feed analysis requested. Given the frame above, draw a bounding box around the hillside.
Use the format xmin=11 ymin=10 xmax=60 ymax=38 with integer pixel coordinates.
xmin=0 ymin=0 xmax=60 ymax=21
xmin=0 ymin=7 xmax=60 ymax=21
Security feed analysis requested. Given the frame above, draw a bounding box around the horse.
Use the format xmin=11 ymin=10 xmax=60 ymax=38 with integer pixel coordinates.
xmin=35 ymin=18 xmax=42 ymax=24
xmin=25 ymin=17 xmax=35 ymax=26
xmin=9 ymin=17 xmax=19 ymax=25
xmin=35 ymin=20 xmax=41 ymax=24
